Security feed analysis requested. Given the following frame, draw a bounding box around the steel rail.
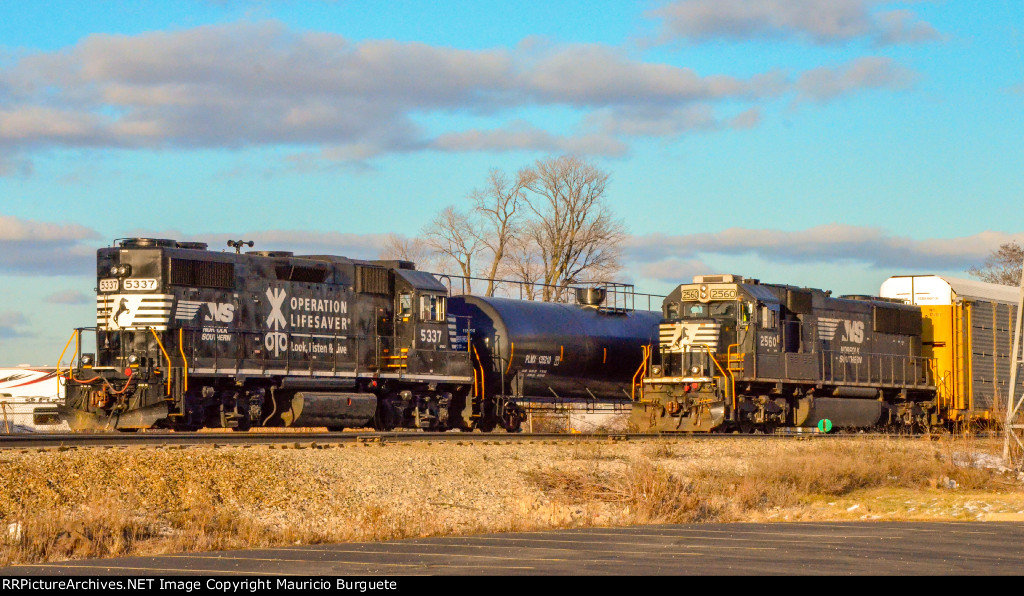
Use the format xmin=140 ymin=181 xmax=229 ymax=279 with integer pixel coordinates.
xmin=0 ymin=430 xmax=932 ymax=449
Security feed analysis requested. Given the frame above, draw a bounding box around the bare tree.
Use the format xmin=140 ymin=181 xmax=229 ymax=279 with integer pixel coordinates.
xmin=378 ymin=233 xmax=441 ymax=272
xmin=499 ymin=223 xmax=546 ymax=300
xmin=422 ymin=206 xmax=482 ymax=293
xmin=472 ymin=167 xmax=536 ymax=296
xmin=969 ymin=241 xmax=1024 ymax=286
xmin=524 ymin=155 xmax=625 ymax=301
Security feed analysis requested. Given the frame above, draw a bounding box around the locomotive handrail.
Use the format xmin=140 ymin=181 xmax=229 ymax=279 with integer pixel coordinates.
xmin=149 ymin=327 xmax=173 ymax=394
xmin=817 ymin=349 xmax=934 ymax=389
xmin=697 ymin=344 xmax=734 ymax=412
xmin=56 ymin=329 xmax=78 ymax=380
xmin=178 ymin=328 xmax=189 ymax=393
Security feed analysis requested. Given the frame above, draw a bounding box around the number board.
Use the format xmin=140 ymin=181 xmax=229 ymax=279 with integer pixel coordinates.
xmin=679 ymin=285 xmax=739 ymax=302
xmin=122 ymin=278 xmax=158 ymax=291
xmin=99 ymin=279 xmax=119 ymax=292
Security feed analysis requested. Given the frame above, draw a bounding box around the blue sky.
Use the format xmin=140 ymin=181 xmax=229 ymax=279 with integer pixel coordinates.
xmin=0 ymin=0 xmax=1022 ymax=365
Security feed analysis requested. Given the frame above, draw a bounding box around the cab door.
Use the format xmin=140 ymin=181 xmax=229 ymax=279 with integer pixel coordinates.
xmin=392 ymin=288 xmax=415 ymax=371
xmin=755 ymin=303 xmax=783 ymax=378
xmin=756 ymin=304 xmax=781 ymax=355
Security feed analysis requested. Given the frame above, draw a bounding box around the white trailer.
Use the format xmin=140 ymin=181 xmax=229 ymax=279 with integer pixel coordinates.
xmin=0 ymin=366 xmax=68 ymax=432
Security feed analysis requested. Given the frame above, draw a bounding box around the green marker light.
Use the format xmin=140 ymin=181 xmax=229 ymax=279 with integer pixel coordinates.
xmin=818 ymin=419 xmax=833 ymax=433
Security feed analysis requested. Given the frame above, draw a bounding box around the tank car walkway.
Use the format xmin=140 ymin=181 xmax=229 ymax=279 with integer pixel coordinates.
xmin=10 ymin=522 xmax=1024 ymax=575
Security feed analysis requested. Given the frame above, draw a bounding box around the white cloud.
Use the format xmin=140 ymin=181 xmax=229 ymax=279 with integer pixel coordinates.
xmin=43 ymin=290 xmax=93 ymax=305
xmin=795 ymin=56 xmax=916 ymax=103
xmin=0 ymin=216 xmax=100 ymax=275
xmin=0 ymin=312 xmax=29 ymax=338
xmin=0 ymin=21 xmax=920 ymax=166
xmin=430 ymin=124 xmax=628 ymax=156
xmin=648 ymin=0 xmax=941 ymax=46
xmin=626 ymin=225 xmax=1023 ymax=272
xmin=638 ymin=257 xmax=713 ymax=284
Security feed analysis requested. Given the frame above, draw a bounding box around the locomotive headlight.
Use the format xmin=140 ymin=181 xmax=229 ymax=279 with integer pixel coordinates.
xmin=127 ymin=354 xmax=140 ymax=366
xmin=110 ymin=265 xmax=119 ymax=276
xmin=650 ymin=365 xmax=662 ymax=377
xmin=116 ymin=264 xmax=132 ymax=277
xmin=80 ymin=353 xmax=94 ymax=367
xmin=690 ymin=365 xmax=701 ymax=375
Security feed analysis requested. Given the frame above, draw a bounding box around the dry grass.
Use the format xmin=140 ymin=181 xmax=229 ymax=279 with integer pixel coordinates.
xmin=527 ymin=437 xmax=1021 ymax=525
xmin=1 ymin=436 xmax=1021 ymax=566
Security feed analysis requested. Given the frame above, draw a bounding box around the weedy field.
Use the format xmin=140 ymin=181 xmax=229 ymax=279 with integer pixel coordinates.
xmin=1 ymin=436 xmax=1022 ymax=566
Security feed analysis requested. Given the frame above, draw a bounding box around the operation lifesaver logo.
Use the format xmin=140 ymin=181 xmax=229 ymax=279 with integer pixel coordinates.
xmin=265 ymin=287 xmax=288 ymax=356
xmin=264 ymin=288 xmax=351 ymax=357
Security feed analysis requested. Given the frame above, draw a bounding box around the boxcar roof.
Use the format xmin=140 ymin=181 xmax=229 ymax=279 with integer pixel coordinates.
xmin=881 ymin=274 xmax=1021 ymax=305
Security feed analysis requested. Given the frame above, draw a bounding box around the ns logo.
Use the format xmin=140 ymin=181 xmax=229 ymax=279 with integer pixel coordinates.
xmin=175 ymin=301 xmax=235 ymax=323
xmin=818 ymin=317 xmax=865 ymax=344
xmin=204 ymin=303 xmax=235 ymax=323
xmin=841 ymin=320 xmax=864 ymax=343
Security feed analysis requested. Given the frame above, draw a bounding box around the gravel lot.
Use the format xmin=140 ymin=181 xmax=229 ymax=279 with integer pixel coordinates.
xmin=1 ymin=436 xmax=1023 ymax=565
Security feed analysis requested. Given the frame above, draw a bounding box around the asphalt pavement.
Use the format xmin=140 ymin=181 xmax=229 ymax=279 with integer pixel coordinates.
xmin=8 ymin=522 xmax=1024 ymax=575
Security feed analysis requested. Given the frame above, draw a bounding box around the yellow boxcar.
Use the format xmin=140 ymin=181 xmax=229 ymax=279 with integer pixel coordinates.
xmin=880 ymin=275 xmax=1023 ymax=426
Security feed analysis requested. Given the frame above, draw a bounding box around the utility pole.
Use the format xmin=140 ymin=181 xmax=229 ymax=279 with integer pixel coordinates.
xmin=1002 ymin=256 xmax=1024 ymax=463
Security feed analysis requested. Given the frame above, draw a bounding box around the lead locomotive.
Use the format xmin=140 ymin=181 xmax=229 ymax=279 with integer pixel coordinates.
xmin=634 ymin=274 xmax=936 ymax=432
xmin=61 ymin=238 xmax=475 ymax=431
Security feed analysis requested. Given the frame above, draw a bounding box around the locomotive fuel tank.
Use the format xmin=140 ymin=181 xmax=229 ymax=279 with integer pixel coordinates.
xmin=449 ymin=295 xmax=661 ymax=401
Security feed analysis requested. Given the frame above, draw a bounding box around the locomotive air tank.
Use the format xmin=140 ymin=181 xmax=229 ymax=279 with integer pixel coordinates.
xmin=448 ymin=293 xmax=661 ymax=405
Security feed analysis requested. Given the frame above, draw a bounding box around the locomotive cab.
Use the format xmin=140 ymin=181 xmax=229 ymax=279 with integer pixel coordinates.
xmin=389 ymin=269 xmax=451 ymax=373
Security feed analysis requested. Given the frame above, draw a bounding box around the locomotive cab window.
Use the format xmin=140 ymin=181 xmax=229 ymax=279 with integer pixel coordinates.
xmin=680 ymin=302 xmax=735 ymax=320
xmin=709 ymin=302 xmax=735 ymax=318
xmin=761 ymin=305 xmax=778 ymax=329
xmin=399 ymin=293 xmax=413 ymax=318
xmin=420 ymin=294 xmax=446 ymax=322
xmin=684 ymin=304 xmax=708 ymax=318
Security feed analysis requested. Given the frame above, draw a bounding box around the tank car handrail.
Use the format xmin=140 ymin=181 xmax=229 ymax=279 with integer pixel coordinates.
xmin=434 ymin=272 xmax=664 ymax=311
xmin=631 ymin=344 xmax=650 ymax=401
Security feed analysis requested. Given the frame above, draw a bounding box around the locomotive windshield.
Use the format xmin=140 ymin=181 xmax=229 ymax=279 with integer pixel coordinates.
xmin=674 ymin=301 xmax=736 ymax=320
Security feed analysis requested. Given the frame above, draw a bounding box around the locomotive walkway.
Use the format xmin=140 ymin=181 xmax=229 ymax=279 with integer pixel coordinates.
xmin=9 ymin=522 xmax=1024 ymax=575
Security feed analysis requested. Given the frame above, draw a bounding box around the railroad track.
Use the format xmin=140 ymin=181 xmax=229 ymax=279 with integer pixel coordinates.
xmin=0 ymin=429 xmax=930 ymax=449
